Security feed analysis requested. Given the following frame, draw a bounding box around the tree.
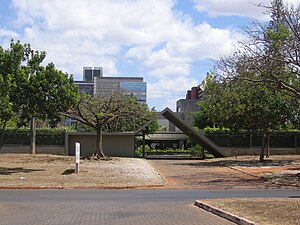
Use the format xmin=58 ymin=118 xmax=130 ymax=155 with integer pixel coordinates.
xmin=213 ymin=0 xmax=300 ymax=161
xmin=0 ymin=74 xmax=13 ymax=148
xmin=0 ymin=40 xmax=79 ymax=153
xmin=61 ymin=92 xmax=156 ymax=159
xmin=199 ymin=74 xmax=299 ymax=162
xmin=221 ymin=0 xmax=300 ymax=98
xmin=105 ymin=105 xmax=159 ymax=133
xmin=0 ymin=41 xmax=24 ymax=149
xmin=192 ymin=73 xmax=216 ymax=129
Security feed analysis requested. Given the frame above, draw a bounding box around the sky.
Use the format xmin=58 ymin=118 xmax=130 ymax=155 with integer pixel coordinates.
xmin=0 ymin=0 xmax=299 ymax=111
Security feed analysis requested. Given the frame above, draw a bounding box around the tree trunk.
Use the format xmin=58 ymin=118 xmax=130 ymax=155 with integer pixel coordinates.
xmin=201 ymin=147 xmax=206 ymax=160
xmin=30 ymin=117 xmax=36 ymax=154
xmin=259 ymin=132 xmax=267 ymax=163
xmin=0 ymin=120 xmax=7 ymax=150
xmin=95 ymin=128 xmax=109 ymax=160
xmin=265 ymin=133 xmax=270 ymax=158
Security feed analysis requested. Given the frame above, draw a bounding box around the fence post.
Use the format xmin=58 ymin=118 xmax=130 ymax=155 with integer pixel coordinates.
xmin=249 ymin=134 xmax=252 ymax=148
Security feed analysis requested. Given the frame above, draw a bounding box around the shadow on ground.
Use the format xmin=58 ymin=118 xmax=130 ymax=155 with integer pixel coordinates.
xmin=0 ymin=167 xmax=45 ymax=175
xmin=170 ymin=159 xmax=295 ymax=168
xmin=61 ymin=169 xmax=75 ymax=175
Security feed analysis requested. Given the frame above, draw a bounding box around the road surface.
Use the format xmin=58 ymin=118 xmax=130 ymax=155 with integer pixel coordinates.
xmin=0 ymin=189 xmax=298 ymax=225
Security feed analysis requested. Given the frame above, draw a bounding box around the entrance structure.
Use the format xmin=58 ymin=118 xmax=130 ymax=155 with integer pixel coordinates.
xmin=160 ymin=108 xmax=224 ymax=157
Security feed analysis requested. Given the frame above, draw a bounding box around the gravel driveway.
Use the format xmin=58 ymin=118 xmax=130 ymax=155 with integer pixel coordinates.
xmin=0 ymin=154 xmax=165 ymax=189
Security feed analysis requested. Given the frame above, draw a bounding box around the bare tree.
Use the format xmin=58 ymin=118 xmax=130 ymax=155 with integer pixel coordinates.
xmin=219 ymin=0 xmax=300 ymax=98
xmin=61 ymin=92 xmax=152 ymax=159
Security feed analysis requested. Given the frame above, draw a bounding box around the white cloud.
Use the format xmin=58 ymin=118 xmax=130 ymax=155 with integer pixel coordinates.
xmin=194 ymin=0 xmax=299 ymax=19
xmin=9 ymin=0 xmax=183 ymax=76
xmin=4 ymin=0 xmax=242 ymax=109
xmin=0 ymin=29 xmax=19 ymax=46
xmin=166 ymin=23 xmax=238 ymax=60
xmin=0 ymin=29 xmax=18 ymax=38
xmin=147 ymin=76 xmax=198 ymax=110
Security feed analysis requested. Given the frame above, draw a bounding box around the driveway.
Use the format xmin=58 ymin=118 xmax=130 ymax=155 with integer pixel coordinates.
xmin=148 ymin=159 xmax=277 ymax=189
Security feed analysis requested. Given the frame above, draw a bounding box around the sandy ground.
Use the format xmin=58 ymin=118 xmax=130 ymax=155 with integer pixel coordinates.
xmin=202 ymin=198 xmax=300 ymax=225
xmin=0 ymin=154 xmax=165 ymax=188
xmin=148 ymin=155 xmax=300 ymax=189
xmin=0 ymin=154 xmax=299 ymax=224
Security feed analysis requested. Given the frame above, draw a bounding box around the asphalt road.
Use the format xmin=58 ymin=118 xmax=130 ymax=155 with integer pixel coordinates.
xmin=0 ymin=189 xmax=299 ymax=225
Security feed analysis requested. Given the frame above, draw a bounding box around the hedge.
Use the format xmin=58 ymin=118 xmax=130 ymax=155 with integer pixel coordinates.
xmin=3 ymin=128 xmax=65 ymax=145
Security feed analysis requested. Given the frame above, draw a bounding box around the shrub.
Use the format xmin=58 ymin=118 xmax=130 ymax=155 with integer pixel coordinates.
xmin=4 ymin=128 xmax=66 ymax=145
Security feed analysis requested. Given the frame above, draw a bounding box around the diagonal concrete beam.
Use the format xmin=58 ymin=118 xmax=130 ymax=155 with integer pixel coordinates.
xmin=161 ymin=107 xmax=224 ymax=157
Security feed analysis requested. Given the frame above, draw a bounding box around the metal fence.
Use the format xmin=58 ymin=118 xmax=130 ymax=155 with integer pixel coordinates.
xmin=206 ymin=133 xmax=300 ymax=148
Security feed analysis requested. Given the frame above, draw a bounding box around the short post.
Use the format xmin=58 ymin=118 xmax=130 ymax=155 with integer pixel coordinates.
xmin=75 ymin=142 xmax=80 ymax=173
xmin=142 ymin=131 xmax=145 ymax=158
xmin=235 ymin=150 xmax=238 ymax=159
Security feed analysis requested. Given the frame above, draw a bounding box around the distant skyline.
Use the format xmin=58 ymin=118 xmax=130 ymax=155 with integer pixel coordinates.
xmin=0 ymin=0 xmax=298 ymax=110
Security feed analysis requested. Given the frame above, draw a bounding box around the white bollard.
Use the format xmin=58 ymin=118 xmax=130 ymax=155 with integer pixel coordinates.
xmin=75 ymin=142 xmax=80 ymax=173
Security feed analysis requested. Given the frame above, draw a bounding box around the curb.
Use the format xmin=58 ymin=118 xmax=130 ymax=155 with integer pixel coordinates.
xmin=0 ymin=184 xmax=165 ymax=190
xmin=194 ymin=200 xmax=256 ymax=225
xmin=146 ymin=160 xmax=168 ymax=187
xmin=228 ymin=166 xmax=260 ymax=178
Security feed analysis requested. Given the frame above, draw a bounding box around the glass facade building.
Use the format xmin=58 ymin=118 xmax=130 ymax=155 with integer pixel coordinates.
xmin=120 ymin=82 xmax=147 ymax=103
xmin=94 ymin=77 xmax=147 ymax=103
xmin=74 ymin=81 xmax=94 ymax=95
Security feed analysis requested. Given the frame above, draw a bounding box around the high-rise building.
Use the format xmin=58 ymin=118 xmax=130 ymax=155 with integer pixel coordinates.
xmin=83 ymin=67 xmax=103 ymax=81
xmin=94 ymin=77 xmax=147 ymax=103
xmin=186 ymin=85 xmax=203 ymax=100
xmin=76 ymin=67 xmax=147 ymax=103
xmin=74 ymin=81 xmax=94 ymax=95
xmin=176 ymin=84 xmax=204 ymax=126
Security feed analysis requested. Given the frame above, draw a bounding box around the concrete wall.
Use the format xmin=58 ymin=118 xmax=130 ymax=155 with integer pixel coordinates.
xmin=66 ymin=132 xmax=135 ymax=157
xmin=1 ymin=145 xmax=65 ymax=155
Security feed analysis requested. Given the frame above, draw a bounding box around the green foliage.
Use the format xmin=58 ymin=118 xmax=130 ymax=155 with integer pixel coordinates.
xmin=192 ymin=73 xmax=215 ymax=129
xmin=145 ymin=149 xmax=192 ymax=155
xmin=135 ymin=145 xmax=150 ymax=157
xmin=135 ymin=144 xmax=214 ymax=158
xmin=62 ymin=92 xmax=156 ymax=158
xmin=220 ymin=0 xmax=300 ymax=99
xmin=70 ymin=123 xmax=95 ymax=132
xmin=189 ymin=144 xmax=201 ymax=157
xmin=202 ymin=127 xmax=231 ymax=134
xmin=3 ymin=128 xmax=65 ymax=145
xmin=0 ymin=41 xmax=25 ymax=147
xmin=17 ymin=60 xmax=79 ymax=127
xmin=199 ymin=74 xmax=300 ymax=134
xmin=0 ymin=40 xmax=79 ymax=150
xmin=64 ymin=93 xmax=155 ymax=131
xmin=105 ymin=106 xmax=159 ymax=133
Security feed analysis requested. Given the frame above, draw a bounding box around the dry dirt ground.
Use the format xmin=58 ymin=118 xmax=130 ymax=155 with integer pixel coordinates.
xmin=0 ymin=154 xmax=299 ymax=224
xmin=149 ymin=155 xmax=299 ymax=224
xmin=207 ymin=155 xmax=300 ymax=225
xmin=202 ymin=198 xmax=300 ymax=225
xmin=148 ymin=155 xmax=300 ymax=189
xmin=0 ymin=154 xmax=165 ymax=188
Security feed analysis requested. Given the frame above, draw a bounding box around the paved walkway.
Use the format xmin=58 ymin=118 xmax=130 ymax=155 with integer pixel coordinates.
xmin=148 ymin=159 xmax=275 ymax=189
